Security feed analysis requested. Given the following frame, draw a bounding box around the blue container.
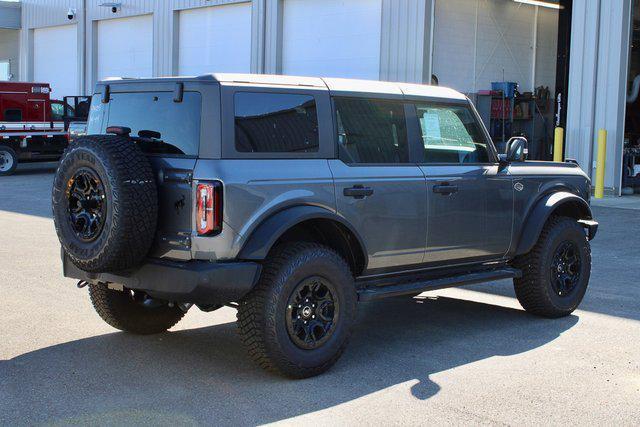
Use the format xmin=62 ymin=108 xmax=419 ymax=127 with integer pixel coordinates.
xmin=491 ymin=82 xmax=517 ymax=98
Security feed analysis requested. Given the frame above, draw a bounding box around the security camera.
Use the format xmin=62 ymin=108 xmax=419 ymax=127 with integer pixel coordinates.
xmin=67 ymin=8 xmax=76 ymax=20
xmin=99 ymin=2 xmax=121 ymax=13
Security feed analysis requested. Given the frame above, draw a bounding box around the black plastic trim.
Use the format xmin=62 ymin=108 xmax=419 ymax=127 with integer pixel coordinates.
xmin=237 ymin=205 xmax=367 ymax=269
xmin=62 ymin=250 xmax=261 ymax=305
xmin=515 ymin=191 xmax=593 ymax=255
xmin=358 ymin=267 xmax=521 ymax=302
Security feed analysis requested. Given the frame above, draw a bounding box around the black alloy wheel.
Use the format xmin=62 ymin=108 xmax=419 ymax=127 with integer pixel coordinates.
xmin=286 ymin=276 xmax=340 ymax=350
xmin=67 ymin=168 xmax=107 ymax=242
xmin=549 ymin=241 xmax=581 ymax=297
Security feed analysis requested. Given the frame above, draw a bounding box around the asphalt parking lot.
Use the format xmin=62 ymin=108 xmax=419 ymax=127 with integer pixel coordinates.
xmin=1 ymin=166 xmax=639 ymax=426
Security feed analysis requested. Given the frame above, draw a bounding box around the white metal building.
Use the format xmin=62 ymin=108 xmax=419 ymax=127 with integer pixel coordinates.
xmin=10 ymin=0 xmax=640 ymax=195
xmin=0 ymin=1 xmax=20 ymax=81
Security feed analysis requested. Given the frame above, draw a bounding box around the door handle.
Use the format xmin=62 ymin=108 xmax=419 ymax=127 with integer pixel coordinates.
xmin=343 ymin=185 xmax=374 ymax=199
xmin=433 ymin=183 xmax=458 ymax=195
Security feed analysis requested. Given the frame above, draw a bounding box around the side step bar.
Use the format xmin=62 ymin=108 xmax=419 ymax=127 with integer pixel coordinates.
xmin=357 ymin=267 xmax=521 ymax=302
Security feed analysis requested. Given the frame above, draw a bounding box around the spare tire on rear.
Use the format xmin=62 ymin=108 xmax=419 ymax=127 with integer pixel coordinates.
xmin=52 ymin=135 xmax=158 ymax=272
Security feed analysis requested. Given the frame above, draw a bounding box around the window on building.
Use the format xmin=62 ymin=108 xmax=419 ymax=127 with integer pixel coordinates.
xmin=334 ymin=97 xmax=409 ymax=164
xmin=0 ymin=62 xmax=9 ymax=81
xmin=415 ymin=104 xmax=490 ymax=164
xmin=234 ymin=92 xmax=319 ymax=153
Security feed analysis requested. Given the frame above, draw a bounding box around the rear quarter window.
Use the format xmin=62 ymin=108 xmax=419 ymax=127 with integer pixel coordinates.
xmin=89 ymin=91 xmax=202 ymax=156
xmin=234 ymin=92 xmax=319 ymax=153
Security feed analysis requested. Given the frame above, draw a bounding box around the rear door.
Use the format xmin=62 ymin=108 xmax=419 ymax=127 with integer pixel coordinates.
xmin=410 ymin=101 xmax=513 ymax=264
xmin=329 ymin=97 xmax=427 ymax=272
xmin=87 ymin=84 xmax=204 ymax=260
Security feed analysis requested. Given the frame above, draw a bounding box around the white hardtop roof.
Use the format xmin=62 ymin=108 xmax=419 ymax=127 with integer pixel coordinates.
xmin=208 ymin=73 xmax=467 ymax=101
xmin=101 ymin=73 xmax=468 ymax=101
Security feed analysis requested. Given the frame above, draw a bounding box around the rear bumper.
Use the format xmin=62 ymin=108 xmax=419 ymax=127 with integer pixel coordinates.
xmin=62 ymin=251 xmax=262 ymax=305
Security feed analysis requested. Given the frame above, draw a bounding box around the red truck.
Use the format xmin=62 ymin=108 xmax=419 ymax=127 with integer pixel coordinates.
xmin=0 ymin=81 xmax=89 ymax=176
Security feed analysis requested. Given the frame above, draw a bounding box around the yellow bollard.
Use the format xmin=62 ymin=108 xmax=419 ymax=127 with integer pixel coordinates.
xmin=594 ymin=129 xmax=607 ymax=199
xmin=553 ymin=127 xmax=564 ymax=162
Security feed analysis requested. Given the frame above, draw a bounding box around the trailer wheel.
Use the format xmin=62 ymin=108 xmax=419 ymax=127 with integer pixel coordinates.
xmin=0 ymin=145 xmax=18 ymax=176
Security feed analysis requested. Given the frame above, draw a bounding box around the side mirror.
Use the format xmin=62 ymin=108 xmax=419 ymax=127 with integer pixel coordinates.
xmin=503 ymin=136 xmax=528 ymax=163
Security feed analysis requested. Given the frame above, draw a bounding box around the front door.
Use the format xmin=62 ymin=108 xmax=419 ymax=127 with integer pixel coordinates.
xmin=329 ymin=97 xmax=427 ymax=272
xmin=411 ymin=102 xmax=513 ymax=264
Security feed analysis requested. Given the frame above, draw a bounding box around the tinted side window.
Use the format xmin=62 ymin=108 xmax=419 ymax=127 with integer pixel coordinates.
xmin=234 ymin=92 xmax=319 ymax=153
xmin=416 ymin=104 xmax=489 ymax=164
xmin=334 ymin=98 xmax=408 ymax=164
xmin=104 ymin=91 xmax=201 ymax=156
xmin=51 ymin=103 xmax=64 ymax=121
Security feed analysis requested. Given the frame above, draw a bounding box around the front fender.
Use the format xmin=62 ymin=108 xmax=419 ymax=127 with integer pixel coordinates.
xmin=237 ymin=205 xmax=367 ymax=262
xmin=515 ymin=191 xmax=593 ymax=255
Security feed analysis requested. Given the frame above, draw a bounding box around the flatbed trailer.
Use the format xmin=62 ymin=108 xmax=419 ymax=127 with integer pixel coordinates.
xmin=0 ymin=82 xmax=88 ymax=175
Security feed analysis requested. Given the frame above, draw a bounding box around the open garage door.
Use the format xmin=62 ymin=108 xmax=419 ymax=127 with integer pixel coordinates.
xmin=34 ymin=24 xmax=78 ymax=98
xmin=282 ymin=0 xmax=382 ymax=80
xmin=97 ymin=15 xmax=153 ymax=80
xmin=178 ymin=3 xmax=252 ymax=75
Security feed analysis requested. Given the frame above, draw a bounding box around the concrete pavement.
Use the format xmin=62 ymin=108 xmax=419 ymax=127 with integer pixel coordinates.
xmin=0 ymin=167 xmax=638 ymax=426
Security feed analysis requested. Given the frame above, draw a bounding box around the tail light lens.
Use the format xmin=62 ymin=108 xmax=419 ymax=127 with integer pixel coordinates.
xmin=196 ymin=182 xmax=222 ymax=235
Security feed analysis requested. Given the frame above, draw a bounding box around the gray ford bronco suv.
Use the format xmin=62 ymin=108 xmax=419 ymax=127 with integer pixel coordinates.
xmin=52 ymin=74 xmax=598 ymax=378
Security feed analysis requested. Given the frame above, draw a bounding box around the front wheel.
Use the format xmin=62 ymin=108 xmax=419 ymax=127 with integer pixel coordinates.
xmin=0 ymin=145 xmax=18 ymax=176
xmin=237 ymin=242 xmax=357 ymax=378
xmin=513 ymin=216 xmax=591 ymax=318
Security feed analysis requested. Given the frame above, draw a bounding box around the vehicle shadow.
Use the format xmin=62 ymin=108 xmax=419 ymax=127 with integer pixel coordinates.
xmin=0 ymin=296 xmax=577 ymax=425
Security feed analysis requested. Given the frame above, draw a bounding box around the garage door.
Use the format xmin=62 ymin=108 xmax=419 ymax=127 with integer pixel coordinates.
xmin=282 ymin=0 xmax=382 ymax=80
xmin=97 ymin=15 xmax=153 ymax=80
xmin=178 ymin=3 xmax=252 ymax=75
xmin=34 ymin=25 xmax=78 ymax=98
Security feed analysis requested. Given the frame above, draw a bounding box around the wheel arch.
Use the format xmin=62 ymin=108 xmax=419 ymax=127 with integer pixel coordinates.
xmin=515 ymin=191 xmax=593 ymax=256
xmin=237 ymin=205 xmax=367 ymax=275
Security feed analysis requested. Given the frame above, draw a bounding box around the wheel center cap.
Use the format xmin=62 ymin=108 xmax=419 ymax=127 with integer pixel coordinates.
xmin=301 ymin=306 xmax=313 ymax=318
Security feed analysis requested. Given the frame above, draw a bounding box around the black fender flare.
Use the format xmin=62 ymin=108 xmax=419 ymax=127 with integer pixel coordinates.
xmin=515 ymin=191 xmax=593 ymax=255
xmin=237 ymin=205 xmax=367 ymax=267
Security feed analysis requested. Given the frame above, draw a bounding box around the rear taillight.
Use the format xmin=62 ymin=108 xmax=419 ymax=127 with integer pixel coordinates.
xmin=196 ymin=182 xmax=222 ymax=235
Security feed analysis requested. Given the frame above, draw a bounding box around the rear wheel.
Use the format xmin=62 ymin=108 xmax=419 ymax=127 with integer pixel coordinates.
xmin=0 ymin=145 xmax=18 ymax=176
xmin=237 ymin=242 xmax=357 ymax=378
xmin=88 ymin=283 xmax=185 ymax=334
xmin=513 ymin=216 xmax=591 ymax=318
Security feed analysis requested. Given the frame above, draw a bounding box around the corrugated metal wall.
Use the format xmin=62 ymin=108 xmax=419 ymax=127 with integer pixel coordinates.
xmin=566 ymin=0 xmax=632 ymax=193
xmin=0 ymin=1 xmax=21 ymax=29
xmin=20 ymin=0 xmax=434 ymax=94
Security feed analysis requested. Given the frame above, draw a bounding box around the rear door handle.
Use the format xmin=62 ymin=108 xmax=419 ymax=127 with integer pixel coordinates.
xmin=343 ymin=185 xmax=374 ymax=199
xmin=433 ymin=184 xmax=458 ymax=195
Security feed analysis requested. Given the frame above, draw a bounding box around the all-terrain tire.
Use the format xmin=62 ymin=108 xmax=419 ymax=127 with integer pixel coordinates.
xmin=513 ymin=215 xmax=591 ymax=318
xmin=0 ymin=145 xmax=18 ymax=176
xmin=88 ymin=283 xmax=185 ymax=334
xmin=237 ymin=242 xmax=357 ymax=378
xmin=52 ymin=135 xmax=158 ymax=272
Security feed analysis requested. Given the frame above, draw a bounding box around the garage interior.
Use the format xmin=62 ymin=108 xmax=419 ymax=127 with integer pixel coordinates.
xmin=623 ymin=0 xmax=640 ymax=195
xmin=432 ymin=0 xmax=566 ymax=159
